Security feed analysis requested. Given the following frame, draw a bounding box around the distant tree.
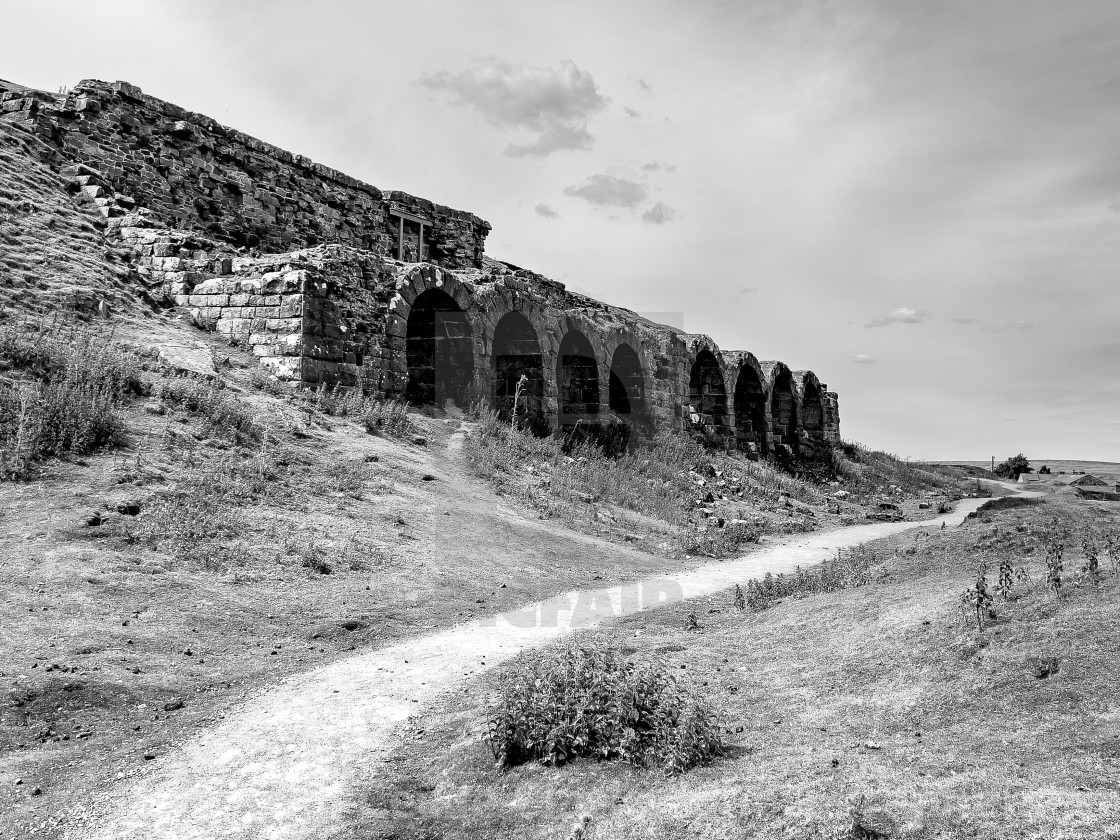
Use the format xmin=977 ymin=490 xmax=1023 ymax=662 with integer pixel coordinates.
xmin=994 ymin=453 xmax=1033 ymax=480
xmin=1038 ymin=464 xmax=1051 ymax=474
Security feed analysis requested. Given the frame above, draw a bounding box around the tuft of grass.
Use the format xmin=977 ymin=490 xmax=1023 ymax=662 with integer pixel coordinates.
xmin=290 ymin=382 xmax=414 ymax=440
xmin=0 ymin=320 xmax=144 ymax=479
xmin=157 ymin=377 xmax=260 ymax=444
xmin=486 ymin=640 xmax=724 ymax=775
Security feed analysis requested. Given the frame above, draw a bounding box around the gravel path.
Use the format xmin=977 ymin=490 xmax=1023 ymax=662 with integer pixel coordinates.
xmin=73 ymin=497 xmax=994 ymax=840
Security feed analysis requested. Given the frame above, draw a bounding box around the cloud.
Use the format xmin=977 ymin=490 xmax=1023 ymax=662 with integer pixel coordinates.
xmin=534 ymin=203 xmax=559 ymax=219
xmin=641 ymin=202 xmax=675 ymax=224
xmin=851 ymin=354 xmax=876 ymax=364
xmin=1110 ymin=199 xmax=1120 ymax=214
xmin=624 ymin=106 xmax=640 ymax=118
xmin=864 ymin=306 xmax=929 ymax=328
xmin=640 ymin=160 xmax=676 ymax=172
xmin=739 ymin=286 xmax=758 ymax=295
xmin=952 ymin=317 xmax=979 ymax=325
xmin=981 ymin=320 xmax=1035 ymax=334
xmin=564 ymin=174 xmax=648 ymax=208
xmin=636 ymin=78 xmax=651 ymax=92
xmin=419 ymin=58 xmax=606 ymax=157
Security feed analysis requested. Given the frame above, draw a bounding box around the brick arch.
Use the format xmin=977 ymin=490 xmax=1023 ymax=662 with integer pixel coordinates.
xmin=390 ymin=264 xmax=477 ymax=319
xmin=557 ymin=324 xmax=601 ymax=427
xmin=795 ymin=370 xmax=825 ymax=438
xmin=491 ymin=310 xmax=547 ymax=433
xmin=727 ymin=352 xmax=769 ymax=459
xmin=607 ymin=342 xmax=648 ymax=425
xmin=762 ymin=361 xmax=799 ymax=455
xmin=685 ymin=336 xmax=730 ymax=447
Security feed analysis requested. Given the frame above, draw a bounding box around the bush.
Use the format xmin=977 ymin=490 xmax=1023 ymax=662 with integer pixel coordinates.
xmin=0 ymin=321 xmax=143 ymax=479
xmin=486 ymin=641 xmax=723 ymax=775
xmin=967 ymin=496 xmax=1045 ymax=520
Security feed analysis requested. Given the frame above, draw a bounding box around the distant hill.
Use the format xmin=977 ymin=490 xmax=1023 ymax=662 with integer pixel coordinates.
xmin=939 ymin=459 xmax=1120 ymax=483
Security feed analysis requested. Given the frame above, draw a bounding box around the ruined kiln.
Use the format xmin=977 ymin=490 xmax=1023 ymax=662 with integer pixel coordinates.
xmin=1 ymin=77 xmax=840 ymax=461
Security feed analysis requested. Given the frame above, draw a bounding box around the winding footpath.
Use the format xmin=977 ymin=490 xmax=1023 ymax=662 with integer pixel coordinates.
xmin=73 ymin=494 xmax=1002 ymax=840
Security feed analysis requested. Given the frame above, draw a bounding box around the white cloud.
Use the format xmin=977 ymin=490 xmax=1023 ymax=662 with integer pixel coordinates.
xmin=865 ymin=307 xmax=929 ymax=328
xmin=624 ymin=106 xmax=640 ymax=118
xmin=641 ymin=202 xmax=675 ymax=224
xmin=564 ymin=174 xmax=648 ymax=208
xmin=534 ymin=203 xmax=559 ymax=218
xmin=739 ymin=286 xmax=758 ymax=295
xmin=640 ymin=160 xmax=676 ymax=172
xmin=851 ymin=354 xmax=876 ymax=364
xmin=419 ymin=58 xmax=606 ymax=157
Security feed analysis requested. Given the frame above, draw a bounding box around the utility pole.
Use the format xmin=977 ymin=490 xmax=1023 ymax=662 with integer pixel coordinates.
xmin=991 ymin=456 xmax=995 ymax=474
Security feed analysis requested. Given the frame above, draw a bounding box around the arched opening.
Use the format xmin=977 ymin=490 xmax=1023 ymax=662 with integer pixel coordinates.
xmin=493 ymin=311 xmax=546 ymax=434
xmin=770 ymin=368 xmax=798 ymax=451
xmin=733 ymin=365 xmax=768 ymax=459
xmin=688 ymin=349 xmax=729 ymax=446
xmin=405 ymin=289 xmax=473 ymax=407
xmin=608 ymin=344 xmax=646 ymax=421
xmin=803 ymin=378 xmax=824 ymax=437
xmin=557 ymin=329 xmax=599 ymax=427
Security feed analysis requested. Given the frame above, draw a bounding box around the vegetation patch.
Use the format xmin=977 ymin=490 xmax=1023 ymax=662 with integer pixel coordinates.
xmin=0 ymin=320 xmax=144 ymax=479
xmin=486 ymin=641 xmax=723 ymax=775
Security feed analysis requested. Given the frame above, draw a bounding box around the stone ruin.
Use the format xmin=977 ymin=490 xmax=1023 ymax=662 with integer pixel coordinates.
xmin=1 ymin=76 xmax=840 ymax=462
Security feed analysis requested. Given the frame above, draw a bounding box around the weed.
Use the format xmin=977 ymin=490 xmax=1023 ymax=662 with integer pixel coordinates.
xmin=996 ymin=557 xmax=1014 ymax=599
xmin=1082 ymin=537 xmax=1103 ymax=590
xmin=960 ymin=563 xmax=994 ymax=632
xmin=732 ymin=583 xmax=746 ymax=611
xmin=1104 ymin=529 xmax=1120 ymax=577
xmin=486 ymin=641 xmax=723 ymax=775
xmin=361 ymin=398 xmax=412 ymax=438
xmin=1045 ymin=540 xmax=1064 ymax=601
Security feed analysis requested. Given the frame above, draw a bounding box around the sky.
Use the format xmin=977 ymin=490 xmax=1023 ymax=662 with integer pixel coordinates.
xmin=3 ymin=0 xmax=1119 ymax=462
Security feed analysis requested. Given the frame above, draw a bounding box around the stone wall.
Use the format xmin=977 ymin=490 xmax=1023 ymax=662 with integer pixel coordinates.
xmin=0 ymin=74 xmax=842 ymax=461
xmin=0 ymin=78 xmax=489 ymax=268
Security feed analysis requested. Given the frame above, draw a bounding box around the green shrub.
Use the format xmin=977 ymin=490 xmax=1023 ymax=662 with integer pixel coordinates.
xmin=486 ymin=641 xmax=723 ymax=775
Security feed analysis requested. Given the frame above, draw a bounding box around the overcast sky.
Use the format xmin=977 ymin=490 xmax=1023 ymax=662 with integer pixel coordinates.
xmin=4 ymin=0 xmax=1119 ymax=462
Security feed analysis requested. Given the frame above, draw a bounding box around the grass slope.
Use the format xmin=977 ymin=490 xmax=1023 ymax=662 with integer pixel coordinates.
xmin=0 ymin=123 xmax=138 ymax=316
xmin=344 ymin=496 xmax=1120 ymax=840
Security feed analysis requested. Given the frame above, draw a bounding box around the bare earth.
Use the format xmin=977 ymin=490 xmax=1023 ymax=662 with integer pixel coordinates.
xmin=69 ymin=497 xmax=994 ymax=840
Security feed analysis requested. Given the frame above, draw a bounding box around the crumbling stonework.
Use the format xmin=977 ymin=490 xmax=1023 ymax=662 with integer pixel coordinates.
xmin=1 ymin=79 xmax=488 ymax=267
xmin=1 ymin=76 xmax=841 ymax=462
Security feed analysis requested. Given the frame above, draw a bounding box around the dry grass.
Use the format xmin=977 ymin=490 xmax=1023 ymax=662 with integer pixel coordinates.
xmin=461 ymin=412 xmax=968 ymax=559
xmin=343 ymin=495 xmax=1120 ymax=840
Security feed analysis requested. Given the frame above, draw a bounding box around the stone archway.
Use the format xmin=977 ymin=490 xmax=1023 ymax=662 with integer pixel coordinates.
xmin=405 ymin=288 xmax=473 ymax=407
xmin=557 ymin=329 xmax=599 ymax=428
xmin=608 ymin=343 xmax=646 ymax=422
xmin=733 ymin=363 xmax=768 ymax=459
xmin=688 ymin=349 xmax=729 ymax=446
xmin=802 ymin=376 xmax=824 ymax=438
xmin=770 ymin=366 xmax=799 ymax=452
xmin=493 ymin=311 xmax=546 ymax=434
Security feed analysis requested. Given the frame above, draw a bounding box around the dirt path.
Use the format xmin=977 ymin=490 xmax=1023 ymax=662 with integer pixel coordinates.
xmin=66 ymin=491 xmax=1001 ymax=840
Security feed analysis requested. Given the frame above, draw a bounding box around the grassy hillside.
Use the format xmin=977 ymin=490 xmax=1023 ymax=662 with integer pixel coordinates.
xmin=0 ymin=122 xmax=140 ymax=316
xmin=341 ymin=495 xmax=1120 ymax=840
xmin=0 ymin=311 xmax=973 ymax=838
